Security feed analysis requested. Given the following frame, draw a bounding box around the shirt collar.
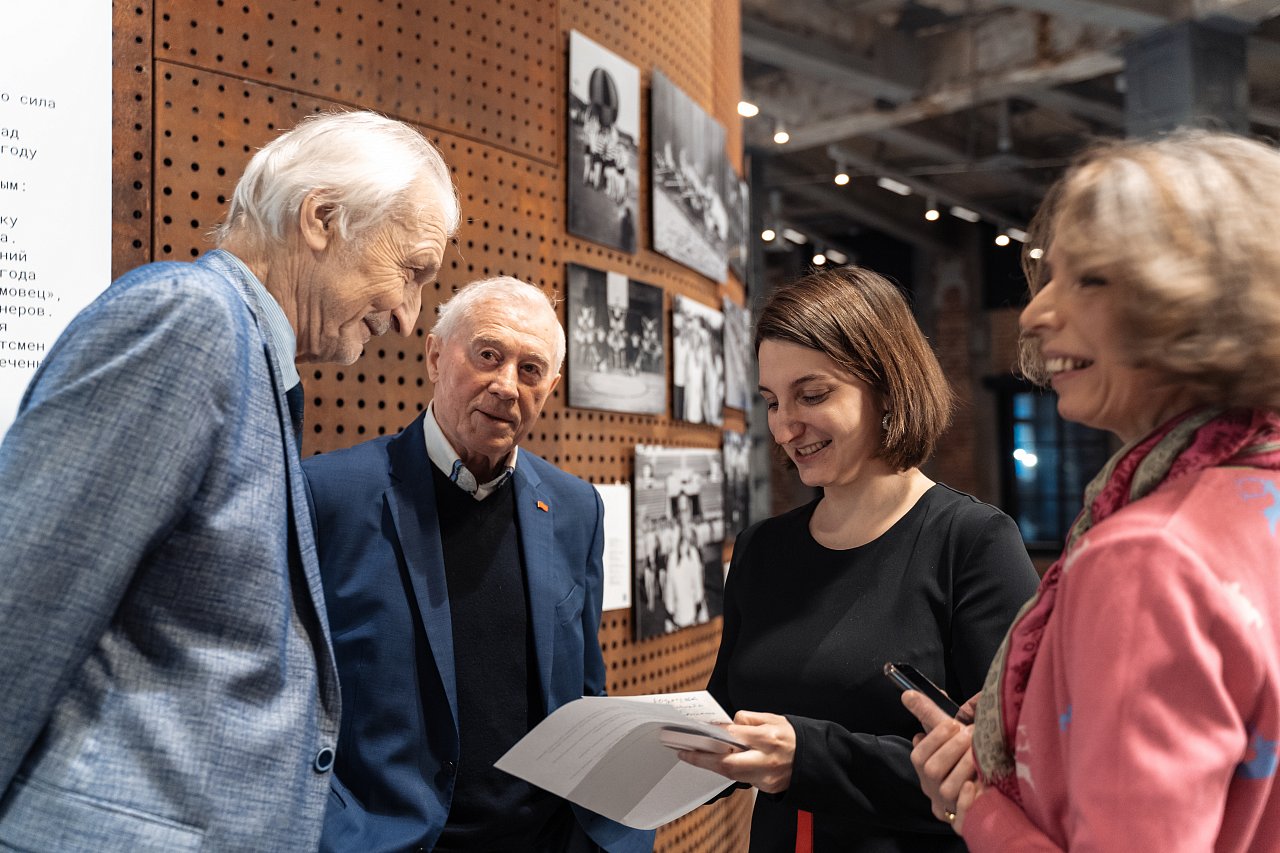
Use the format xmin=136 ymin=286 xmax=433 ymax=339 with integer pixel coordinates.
xmin=422 ymin=402 xmax=518 ymax=501
xmin=220 ymin=250 xmax=300 ymax=388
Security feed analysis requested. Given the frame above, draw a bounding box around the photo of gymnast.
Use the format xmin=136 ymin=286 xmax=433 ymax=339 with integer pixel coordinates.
xmin=567 ymin=31 xmax=641 ymax=253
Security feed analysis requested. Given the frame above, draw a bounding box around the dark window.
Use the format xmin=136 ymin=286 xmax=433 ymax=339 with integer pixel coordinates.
xmin=992 ymin=380 xmax=1113 ymax=553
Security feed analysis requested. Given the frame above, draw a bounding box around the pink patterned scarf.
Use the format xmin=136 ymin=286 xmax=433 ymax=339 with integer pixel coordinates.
xmin=972 ymin=407 xmax=1280 ymax=802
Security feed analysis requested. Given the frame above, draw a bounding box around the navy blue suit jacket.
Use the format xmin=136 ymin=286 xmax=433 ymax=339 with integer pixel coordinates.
xmin=304 ymin=413 xmax=653 ymax=853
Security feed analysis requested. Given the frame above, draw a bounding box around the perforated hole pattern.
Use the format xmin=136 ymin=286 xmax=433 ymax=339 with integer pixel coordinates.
xmin=116 ymin=2 xmax=751 ymax=849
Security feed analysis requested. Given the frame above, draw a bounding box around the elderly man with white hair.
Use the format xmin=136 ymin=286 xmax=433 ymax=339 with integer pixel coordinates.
xmin=304 ymin=277 xmax=654 ymax=853
xmin=0 ymin=110 xmax=458 ymax=852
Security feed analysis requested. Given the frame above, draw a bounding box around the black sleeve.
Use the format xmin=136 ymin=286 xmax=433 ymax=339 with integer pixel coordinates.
xmin=705 ymin=521 xmax=759 ymax=801
xmin=778 ymin=508 xmax=1038 ymax=832
xmin=706 ymin=520 xmax=760 ymax=714
xmin=948 ymin=511 xmax=1039 ymax=696
xmin=780 ymin=717 xmax=952 ymax=833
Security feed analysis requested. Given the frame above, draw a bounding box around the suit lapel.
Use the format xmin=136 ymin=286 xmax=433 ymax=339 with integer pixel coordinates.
xmin=199 ymin=251 xmax=340 ymax=708
xmin=385 ymin=414 xmax=459 ymax=730
xmin=513 ymin=462 xmax=557 ymax=713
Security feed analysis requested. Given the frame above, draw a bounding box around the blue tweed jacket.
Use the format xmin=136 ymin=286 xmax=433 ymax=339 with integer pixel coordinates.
xmin=0 ymin=251 xmax=340 ymax=851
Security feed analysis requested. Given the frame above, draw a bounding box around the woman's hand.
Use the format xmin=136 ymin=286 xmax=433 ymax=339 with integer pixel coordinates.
xmin=903 ymin=690 xmax=979 ymax=828
xmin=952 ymin=778 xmax=985 ymax=834
xmin=676 ymin=710 xmax=796 ymax=794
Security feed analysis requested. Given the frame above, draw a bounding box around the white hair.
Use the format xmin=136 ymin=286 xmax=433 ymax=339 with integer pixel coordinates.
xmin=433 ymin=276 xmax=566 ymax=371
xmin=214 ymin=110 xmax=460 ymax=248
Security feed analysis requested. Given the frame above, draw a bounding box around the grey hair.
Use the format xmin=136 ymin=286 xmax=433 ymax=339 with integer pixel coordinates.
xmin=433 ymin=276 xmax=567 ymax=372
xmin=214 ymin=110 xmax=460 ymax=249
xmin=1020 ymin=130 xmax=1280 ymax=409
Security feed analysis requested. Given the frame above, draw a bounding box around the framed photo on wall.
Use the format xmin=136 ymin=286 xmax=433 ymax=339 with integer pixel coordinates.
xmin=725 ymin=166 xmax=750 ymax=285
xmin=633 ymin=445 xmax=725 ymax=641
xmin=722 ymin=296 xmax=752 ymax=413
xmin=650 ymin=69 xmax=729 ymax=281
xmin=671 ymin=295 xmax=725 ymax=426
xmin=722 ymin=430 xmax=751 ymax=539
xmin=567 ymin=31 xmax=641 ymax=253
xmin=566 ymin=263 xmax=666 ymax=415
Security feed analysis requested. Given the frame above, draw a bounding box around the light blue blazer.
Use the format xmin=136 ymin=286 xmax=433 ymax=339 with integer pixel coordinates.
xmin=305 ymin=413 xmax=653 ymax=853
xmin=0 ymin=251 xmax=340 ymax=851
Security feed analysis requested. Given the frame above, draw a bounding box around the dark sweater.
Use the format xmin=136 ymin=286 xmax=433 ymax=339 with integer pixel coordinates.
xmin=431 ymin=465 xmax=565 ymax=851
xmin=708 ymin=484 xmax=1039 ymax=852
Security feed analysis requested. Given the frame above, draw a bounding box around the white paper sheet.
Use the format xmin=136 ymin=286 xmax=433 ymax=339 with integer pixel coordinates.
xmin=594 ymin=482 xmax=632 ymax=611
xmin=494 ymin=691 xmax=738 ymax=829
xmin=0 ymin=3 xmax=112 ymax=436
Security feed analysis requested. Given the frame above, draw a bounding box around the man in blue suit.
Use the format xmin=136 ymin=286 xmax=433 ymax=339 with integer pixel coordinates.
xmin=305 ymin=277 xmax=653 ymax=853
xmin=0 ymin=111 xmax=458 ymax=851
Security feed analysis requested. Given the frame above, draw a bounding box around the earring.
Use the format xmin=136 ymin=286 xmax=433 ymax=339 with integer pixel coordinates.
xmin=881 ymin=412 xmax=891 ymax=430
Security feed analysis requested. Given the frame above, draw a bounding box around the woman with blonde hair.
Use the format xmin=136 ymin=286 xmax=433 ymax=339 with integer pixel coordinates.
xmin=680 ymin=266 xmax=1039 ymax=851
xmin=906 ymin=130 xmax=1280 ymax=851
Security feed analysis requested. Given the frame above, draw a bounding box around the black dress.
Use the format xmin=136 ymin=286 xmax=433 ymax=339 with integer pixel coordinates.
xmin=707 ymin=484 xmax=1039 ymax=852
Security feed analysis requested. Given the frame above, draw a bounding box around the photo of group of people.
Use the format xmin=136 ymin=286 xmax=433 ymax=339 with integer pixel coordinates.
xmin=651 ymin=70 xmax=730 ymax=282
xmin=633 ymin=446 xmax=726 ymax=641
xmin=566 ymin=263 xmax=666 ymax=415
xmin=567 ymin=31 xmax=641 ymax=253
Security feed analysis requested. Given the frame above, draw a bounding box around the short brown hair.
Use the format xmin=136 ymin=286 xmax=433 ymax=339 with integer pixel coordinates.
xmin=1020 ymin=130 xmax=1280 ymax=409
xmin=754 ymin=267 xmax=955 ymax=471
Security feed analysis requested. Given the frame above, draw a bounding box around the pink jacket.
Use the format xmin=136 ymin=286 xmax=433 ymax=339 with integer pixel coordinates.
xmin=965 ymin=466 xmax=1280 ymax=852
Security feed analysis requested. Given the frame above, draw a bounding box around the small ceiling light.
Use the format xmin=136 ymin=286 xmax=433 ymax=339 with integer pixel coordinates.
xmin=949 ymin=205 xmax=981 ymax=223
xmin=737 ymin=101 xmax=760 ymax=118
xmin=812 ymin=252 xmax=827 ymax=266
xmin=825 ymin=248 xmax=848 ymax=265
xmin=773 ymin=127 xmax=790 ymax=145
xmin=1007 ymin=227 xmax=1029 ymax=243
xmin=834 ymin=171 xmax=850 ymax=186
xmin=995 ymin=232 xmax=1012 ymax=247
xmin=924 ymin=195 xmax=940 ymax=221
xmin=782 ymin=228 xmax=809 ymax=245
xmin=1028 ymin=247 xmax=1045 ymax=260
xmin=875 ymin=176 xmax=912 ymax=197
xmin=761 ymin=228 xmax=777 ymax=242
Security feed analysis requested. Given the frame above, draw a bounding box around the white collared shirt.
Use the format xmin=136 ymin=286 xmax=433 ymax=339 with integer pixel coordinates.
xmin=220 ymin=250 xmax=300 ymax=388
xmin=422 ymin=402 xmax=518 ymax=501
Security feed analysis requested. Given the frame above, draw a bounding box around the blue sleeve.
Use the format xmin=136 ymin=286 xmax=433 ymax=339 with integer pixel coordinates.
xmin=0 ymin=268 xmax=248 ymax=793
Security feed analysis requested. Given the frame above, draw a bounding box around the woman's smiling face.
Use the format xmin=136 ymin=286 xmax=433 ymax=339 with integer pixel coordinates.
xmin=758 ymin=338 xmax=886 ymax=489
xmin=1020 ymin=245 xmax=1198 ymax=442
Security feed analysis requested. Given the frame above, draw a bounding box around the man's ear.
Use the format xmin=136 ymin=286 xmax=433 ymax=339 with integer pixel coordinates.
xmin=425 ymin=333 xmax=442 ymax=383
xmin=299 ymin=190 xmax=336 ymax=252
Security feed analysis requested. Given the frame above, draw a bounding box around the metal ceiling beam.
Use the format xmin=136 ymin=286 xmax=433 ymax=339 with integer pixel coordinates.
xmin=740 ymin=17 xmax=918 ymax=102
xmin=991 ymin=0 xmax=1166 ymax=32
xmin=785 ymin=50 xmax=1124 ymax=149
xmin=1023 ymin=87 xmax=1126 ymax=126
xmin=854 ymin=129 xmax=1050 ymax=196
xmin=770 ymin=162 xmax=950 ymax=252
xmin=827 ymin=143 xmax=1029 ymax=231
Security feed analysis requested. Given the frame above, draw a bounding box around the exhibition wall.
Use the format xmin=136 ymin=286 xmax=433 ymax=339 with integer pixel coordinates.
xmin=110 ymin=1 xmax=752 ymax=849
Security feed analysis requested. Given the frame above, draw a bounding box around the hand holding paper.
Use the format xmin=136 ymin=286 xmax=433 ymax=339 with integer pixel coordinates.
xmin=494 ymin=691 xmax=740 ymax=829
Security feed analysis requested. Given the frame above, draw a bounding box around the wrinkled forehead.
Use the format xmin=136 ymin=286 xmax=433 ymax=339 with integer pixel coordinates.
xmin=461 ymin=293 xmax=560 ymax=351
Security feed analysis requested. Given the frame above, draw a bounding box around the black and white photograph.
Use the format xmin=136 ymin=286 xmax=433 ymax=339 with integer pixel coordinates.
xmin=672 ymin=295 xmax=725 ymax=426
xmin=567 ymin=30 xmax=641 ymax=253
xmin=566 ymin=263 xmax=666 ymax=415
xmin=722 ymin=430 xmax=751 ymax=540
xmin=633 ymin=445 xmax=725 ymax=641
xmin=722 ymin=296 xmax=752 ymax=413
xmin=651 ymin=69 xmax=729 ymax=282
xmin=725 ymin=165 xmax=750 ymax=285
